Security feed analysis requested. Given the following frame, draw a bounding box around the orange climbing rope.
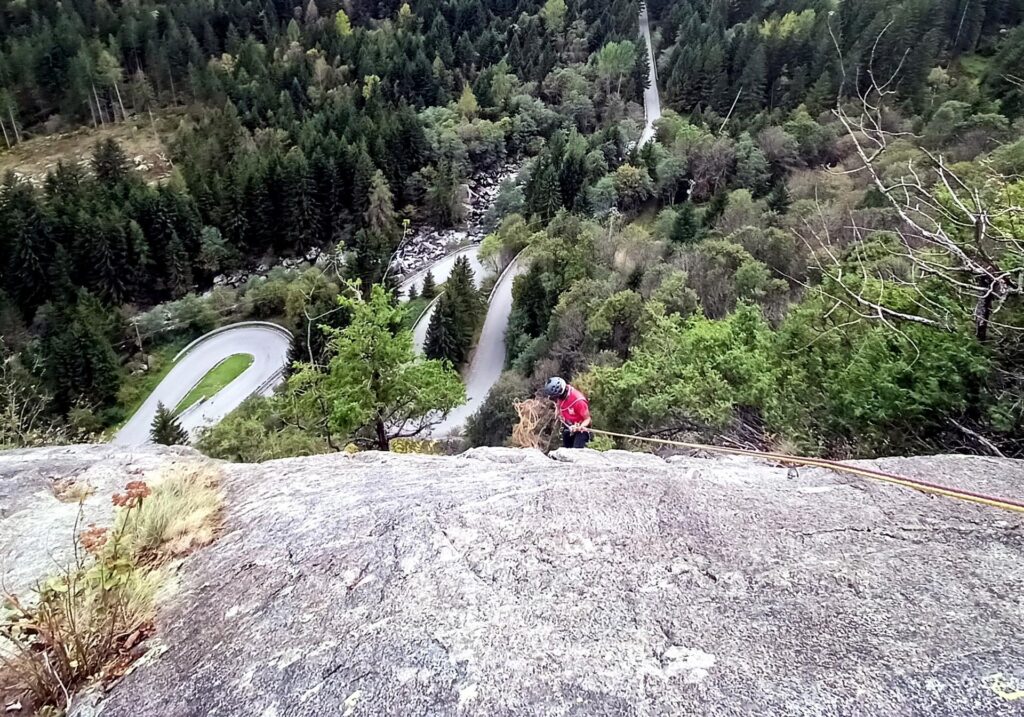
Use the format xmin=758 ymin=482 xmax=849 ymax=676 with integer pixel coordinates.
xmin=584 ymin=427 xmax=1024 ymax=516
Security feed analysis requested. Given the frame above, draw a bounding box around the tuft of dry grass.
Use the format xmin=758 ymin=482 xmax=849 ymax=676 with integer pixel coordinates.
xmin=51 ymin=477 xmax=95 ymax=503
xmin=115 ymin=461 xmax=224 ymax=559
xmin=1 ymin=460 xmax=224 ymax=712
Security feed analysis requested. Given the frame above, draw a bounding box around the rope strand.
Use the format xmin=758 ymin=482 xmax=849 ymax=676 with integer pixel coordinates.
xmin=586 ymin=428 xmax=1024 ymax=516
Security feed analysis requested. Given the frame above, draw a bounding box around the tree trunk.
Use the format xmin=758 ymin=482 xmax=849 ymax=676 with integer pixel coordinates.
xmin=114 ymin=81 xmax=127 ymax=120
xmin=974 ymin=286 xmax=993 ymax=343
xmin=87 ymin=94 xmax=98 ymax=128
xmin=0 ymin=118 xmax=9 ymax=149
xmin=973 ymin=216 xmax=994 ymax=344
xmin=8 ymin=107 xmax=19 ymax=142
xmin=169 ymin=70 xmax=178 ymax=105
xmin=375 ymin=417 xmax=389 ymax=451
xmin=92 ymin=84 xmax=107 ymax=126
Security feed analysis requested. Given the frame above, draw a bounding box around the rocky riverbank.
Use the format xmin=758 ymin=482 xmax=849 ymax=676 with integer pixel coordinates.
xmin=389 ymin=163 xmax=521 ymax=278
xmin=207 ymin=165 xmax=521 ymax=291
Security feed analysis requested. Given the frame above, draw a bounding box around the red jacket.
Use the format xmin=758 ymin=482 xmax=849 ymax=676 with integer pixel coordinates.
xmin=557 ymin=386 xmax=590 ymax=427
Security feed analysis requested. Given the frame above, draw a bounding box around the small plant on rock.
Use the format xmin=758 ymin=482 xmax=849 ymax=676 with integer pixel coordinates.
xmin=0 ymin=462 xmax=223 ymax=713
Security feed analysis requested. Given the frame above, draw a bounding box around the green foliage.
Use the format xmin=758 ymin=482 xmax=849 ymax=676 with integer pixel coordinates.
xmin=612 ymin=164 xmax=653 ymax=210
xmin=422 ymin=160 xmax=466 ymax=227
xmin=1 ymin=0 xmax=1022 ymax=459
xmin=457 ymin=85 xmax=479 ymax=118
xmin=655 ymin=0 xmax=1021 ymax=117
xmin=589 ymin=306 xmax=780 ymax=433
xmin=587 ymin=290 xmax=645 ymax=358
xmin=465 ymin=371 xmax=532 ymax=447
xmin=290 ymin=283 xmax=465 ymax=450
xmin=420 ymin=270 xmax=437 ymax=300
xmin=334 ymin=9 xmax=352 ymax=36
xmin=31 ymin=290 xmax=122 ymax=413
xmin=681 ymin=240 xmax=788 ymax=319
xmin=150 ymin=402 xmax=189 ymax=444
xmin=196 ymin=396 xmax=329 ymax=461
xmin=669 ymin=202 xmax=701 ymax=244
xmin=425 ymin=293 xmax=468 ymax=365
xmin=525 ymin=154 xmax=562 ymax=220
xmin=425 ymin=255 xmax=483 ymax=367
xmin=772 ymin=291 xmax=990 ymax=454
xmin=766 ymin=182 xmax=791 ymax=215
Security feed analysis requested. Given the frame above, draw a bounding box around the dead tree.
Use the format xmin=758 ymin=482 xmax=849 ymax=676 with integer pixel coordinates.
xmin=790 ymin=22 xmax=1024 ymax=451
xmin=811 ymin=21 xmax=1024 ymax=344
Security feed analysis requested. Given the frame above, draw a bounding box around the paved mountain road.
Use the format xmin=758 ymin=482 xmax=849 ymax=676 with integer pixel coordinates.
xmin=410 ymin=246 xmax=486 ymax=353
xmin=398 ymin=246 xmax=484 ymax=299
xmin=113 ymin=323 xmax=291 ymax=445
xmin=638 ymin=3 xmax=662 ymax=147
xmin=430 ymin=255 xmax=526 ymax=437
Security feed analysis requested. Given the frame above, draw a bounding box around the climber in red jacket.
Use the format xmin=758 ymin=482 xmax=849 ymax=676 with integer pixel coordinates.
xmin=544 ymin=377 xmax=592 ymax=449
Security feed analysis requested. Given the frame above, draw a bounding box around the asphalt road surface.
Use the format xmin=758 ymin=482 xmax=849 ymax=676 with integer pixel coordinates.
xmin=431 ymin=256 xmax=526 ymax=436
xmin=410 ymin=246 xmax=486 ymax=352
xmin=638 ymin=4 xmax=662 ymax=147
xmin=398 ymin=245 xmax=484 ymax=300
xmin=113 ymin=323 xmax=291 ymax=445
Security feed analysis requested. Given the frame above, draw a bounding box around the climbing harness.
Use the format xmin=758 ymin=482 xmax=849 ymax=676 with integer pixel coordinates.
xmin=585 ymin=428 xmax=1024 ymax=516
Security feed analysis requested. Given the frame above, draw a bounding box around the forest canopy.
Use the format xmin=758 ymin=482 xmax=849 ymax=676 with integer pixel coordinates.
xmin=2 ymin=0 xmax=1023 ymax=459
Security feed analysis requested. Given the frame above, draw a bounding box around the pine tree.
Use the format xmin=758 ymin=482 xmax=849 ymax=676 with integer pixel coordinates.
xmin=767 ymin=181 xmax=791 ymax=215
xmin=351 ymin=147 xmax=376 ymax=218
xmin=365 ymin=170 xmax=398 ymax=238
xmin=282 ymin=147 xmax=319 ymax=251
xmin=0 ymin=175 xmax=52 ymax=318
xmin=424 ymin=292 xmax=466 ymax=365
xmin=447 ymin=255 xmax=481 ymax=323
xmin=151 ymin=402 xmax=189 ymax=445
xmin=457 ymin=84 xmax=479 ymax=118
xmin=420 ymin=270 xmax=437 ymax=299
xmin=35 ymin=290 xmax=121 ymax=413
xmin=738 ymin=43 xmax=767 ymax=115
xmin=442 ymin=255 xmax=483 ymax=360
xmin=703 ymin=191 xmax=729 ymax=227
xmin=334 ymin=10 xmax=353 ymax=36
xmin=351 ymin=228 xmax=391 ymax=292
xmin=92 ymin=138 xmax=130 ymax=186
xmin=525 ymin=155 xmax=561 ymax=220
xmin=557 ymin=130 xmax=589 ymax=211
xmin=406 ymin=283 xmax=419 ymax=300
xmin=89 ymin=219 xmax=130 ymax=303
xmin=424 ymin=160 xmax=464 ymax=227
xmin=670 ymin=202 xmax=702 ymax=245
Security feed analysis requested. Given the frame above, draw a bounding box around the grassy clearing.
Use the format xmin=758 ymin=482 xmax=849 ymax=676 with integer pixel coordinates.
xmin=174 ymin=354 xmax=254 ymax=415
xmin=0 ymin=114 xmax=177 ymax=185
xmin=957 ymin=54 xmax=992 ymax=80
xmin=0 ymin=460 xmax=224 ymax=713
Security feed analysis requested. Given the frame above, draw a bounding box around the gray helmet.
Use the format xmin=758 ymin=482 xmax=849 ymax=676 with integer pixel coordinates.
xmin=544 ymin=376 xmax=567 ymax=398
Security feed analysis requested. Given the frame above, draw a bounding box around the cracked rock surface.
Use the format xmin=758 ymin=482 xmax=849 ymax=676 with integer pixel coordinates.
xmin=2 ymin=445 xmax=1022 ymax=715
